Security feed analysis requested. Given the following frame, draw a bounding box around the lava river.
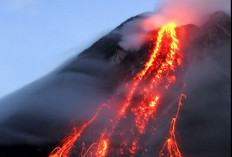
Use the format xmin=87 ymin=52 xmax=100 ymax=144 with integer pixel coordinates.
xmin=49 ymin=23 xmax=187 ymax=157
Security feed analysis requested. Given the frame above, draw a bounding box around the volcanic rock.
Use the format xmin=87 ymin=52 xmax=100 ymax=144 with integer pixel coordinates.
xmin=0 ymin=11 xmax=230 ymax=157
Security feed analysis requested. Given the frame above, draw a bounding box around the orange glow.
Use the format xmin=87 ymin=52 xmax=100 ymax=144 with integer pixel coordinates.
xmin=49 ymin=23 xmax=184 ymax=157
xmin=159 ymin=93 xmax=187 ymax=157
xmin=82 ymin=142 xmax=98 ymax=157
xmin=131 ymin=96 xmax=160 ymax=134
xmin=95 ymin=140 xmax=108 ymax=157
xmin=49 ymin=104 xmax=106 ymax=157
xmin=96 ymin=23 xmax=182 ymax=156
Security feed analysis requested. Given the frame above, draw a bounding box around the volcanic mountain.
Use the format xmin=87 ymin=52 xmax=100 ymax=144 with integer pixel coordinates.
xmin=0 ymin=11 xmax=230 ymax=157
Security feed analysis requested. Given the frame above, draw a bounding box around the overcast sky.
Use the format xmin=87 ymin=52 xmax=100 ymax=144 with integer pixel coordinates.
xmin=0 ymin=0 xmax=161 ymax=98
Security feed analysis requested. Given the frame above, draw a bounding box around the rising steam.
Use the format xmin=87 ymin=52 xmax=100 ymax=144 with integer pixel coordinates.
xmin=119 ymin=0 xmax=230 ymax=51
xmin=0 ymin=1 xmax=230 ymax=156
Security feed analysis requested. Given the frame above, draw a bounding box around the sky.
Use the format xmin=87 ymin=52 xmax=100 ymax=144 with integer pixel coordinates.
xmin=0 ymin=0 xmax=162 ymax=98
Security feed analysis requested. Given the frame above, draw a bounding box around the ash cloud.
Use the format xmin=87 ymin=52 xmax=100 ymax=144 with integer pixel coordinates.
xmin=118 ymin=0 xmax=230 ymax=51
xmin=0 ymin=55 xmax=119 ymax=144
xmin=0 ymin=2 xmax=230 ymax=156
xmin=146 ymin=0 xmax=231 ymax=27
xmin=178 ymin=42 xmax=231 ymax=157
xmin=117 ymin=13 xmax=153 ymax=51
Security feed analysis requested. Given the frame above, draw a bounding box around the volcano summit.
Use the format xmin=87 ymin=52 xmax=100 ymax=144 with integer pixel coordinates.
xmin=0 ymin=11 xmax=230 ymax=157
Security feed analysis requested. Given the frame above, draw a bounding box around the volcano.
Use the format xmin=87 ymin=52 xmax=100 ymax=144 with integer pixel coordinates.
xmin=0 ymin=11 xmax=230 ymax=157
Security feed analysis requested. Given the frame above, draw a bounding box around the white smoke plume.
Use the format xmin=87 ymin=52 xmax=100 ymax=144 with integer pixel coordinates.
xmin=119 ymin=0 xmax=231 ymax=51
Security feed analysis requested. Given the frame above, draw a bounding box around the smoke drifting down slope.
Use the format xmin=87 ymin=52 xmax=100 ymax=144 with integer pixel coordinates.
xmin=0 ymin=10 xmax=230 ymax=157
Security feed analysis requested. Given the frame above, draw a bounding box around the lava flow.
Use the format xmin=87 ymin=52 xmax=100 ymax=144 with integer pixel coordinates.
xmin=49 ymin=104 xmax=107 ymax=157
xmin=159 ymin=93 xmax=187 ymax=157
xmin=49 ymin=23 xmax=186 ymax=157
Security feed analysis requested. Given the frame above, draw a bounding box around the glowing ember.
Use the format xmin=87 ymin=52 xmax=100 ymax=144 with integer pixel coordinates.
xmin=131 ymin=96 xmax=160 ymax=134
xmin=50 ymin=23 xmax=185 ymax=157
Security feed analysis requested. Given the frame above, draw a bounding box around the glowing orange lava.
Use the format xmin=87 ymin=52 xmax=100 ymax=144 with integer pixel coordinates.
xmin=159 ymin=94 xmax=187 ymax=157
xmin=49 ymin=104 xmax=107 ymax=157
xmin=49 ymin=23 xmax=185 ymax=157
xmin=95 ymin=140 xmax=108 ymax=157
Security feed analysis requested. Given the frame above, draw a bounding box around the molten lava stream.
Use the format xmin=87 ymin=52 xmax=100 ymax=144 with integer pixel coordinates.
xmin=49 ymin=104 xmax=107 ymax=157
xmin=159 ymin=94 xmax=187 ymax=157
xmin=49 ymin=23 xmax=185 ymax=157
xmin=111 ymin=23 xmax=182 ymax=156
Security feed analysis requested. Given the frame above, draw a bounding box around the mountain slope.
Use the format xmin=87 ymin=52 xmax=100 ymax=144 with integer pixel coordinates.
xmin=0 ymin=11 xmax=230 ymax=157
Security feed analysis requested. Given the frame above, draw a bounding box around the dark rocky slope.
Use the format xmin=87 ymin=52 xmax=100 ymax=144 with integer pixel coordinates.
xmin=0 ymin=11 xmax=230 ymax=157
